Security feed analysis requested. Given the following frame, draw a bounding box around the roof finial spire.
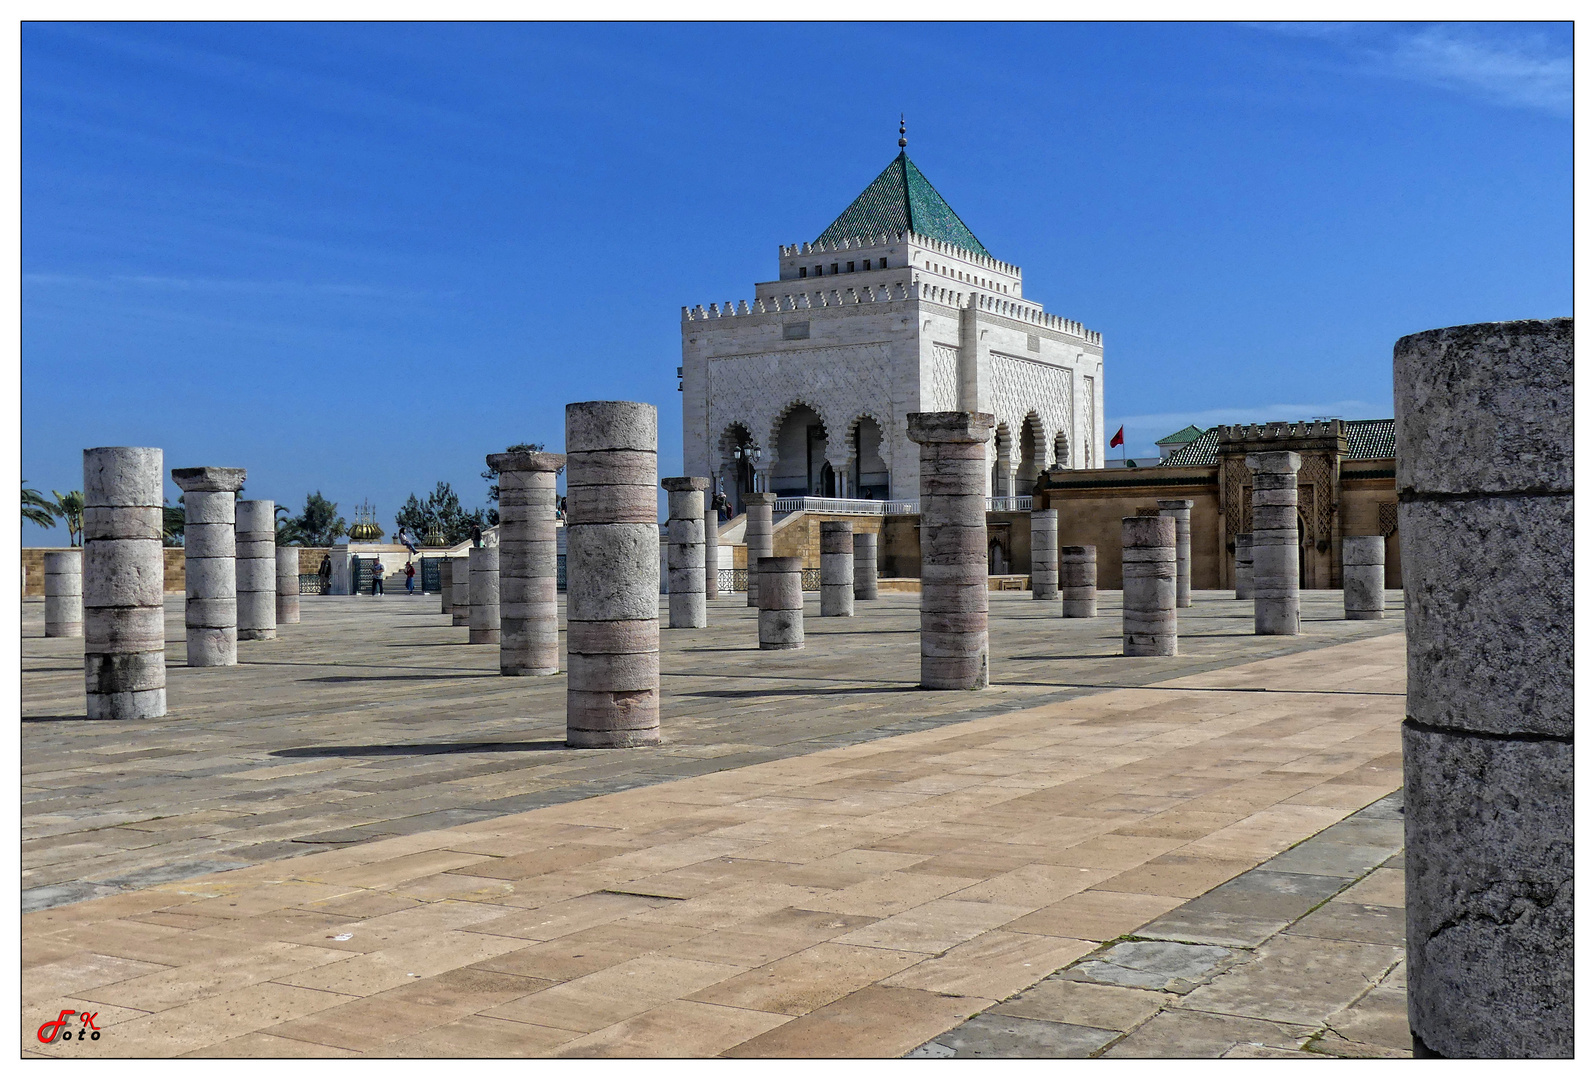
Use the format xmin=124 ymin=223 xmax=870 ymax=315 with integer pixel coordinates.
xmin=898 ymin=114 xmax=907 ymax=149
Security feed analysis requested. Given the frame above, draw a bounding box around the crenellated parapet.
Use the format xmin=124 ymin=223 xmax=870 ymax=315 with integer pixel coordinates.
xmin=1216 ymin=420 xmax=1345 ymax=443
xmin=778 ymin=230 xmax=1021 ymax=278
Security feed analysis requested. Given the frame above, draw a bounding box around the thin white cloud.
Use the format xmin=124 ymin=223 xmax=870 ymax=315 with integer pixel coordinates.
xmin=1254 ymin=22 xmax=1571 ymax=116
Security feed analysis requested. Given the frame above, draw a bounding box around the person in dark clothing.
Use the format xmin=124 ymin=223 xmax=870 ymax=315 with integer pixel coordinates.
xmin=371 ymin=559 xmax=385 ymax=596
xmin=404 ymin=561 xmax=416 ymax=594
xmin=317 ymin=554 xmax=332 ymax=593
xmin=471 ymin=524 xmax=483 ymax=548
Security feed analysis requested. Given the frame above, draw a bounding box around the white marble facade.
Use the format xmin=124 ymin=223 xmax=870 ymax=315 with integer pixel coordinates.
xmin=682 ymin=215 xmax=1104 ymax=511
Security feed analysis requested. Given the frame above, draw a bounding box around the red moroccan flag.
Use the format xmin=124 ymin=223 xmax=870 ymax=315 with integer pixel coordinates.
xmin=1109 ymin=426 xmax=1125 ymax=448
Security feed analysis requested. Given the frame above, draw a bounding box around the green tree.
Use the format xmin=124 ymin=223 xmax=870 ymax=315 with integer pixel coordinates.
xmin=163 ymin=499 xmax=186 ymax=547
xmin=22 ymin=482 xmax=57 ymax=530
xmin=275 ymin=505 xmax=306 ymax=546
xmin=51 ymin=490 xmax=84 ymax=546
xmin=480 ymin=441 xmax=545 ymax=526
xmin=290 ymin=492 xmax=347 ymax=547
xmin=395 ymin=481 xmax=489 ymax=545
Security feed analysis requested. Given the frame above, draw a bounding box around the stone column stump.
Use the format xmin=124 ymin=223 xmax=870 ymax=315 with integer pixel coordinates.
xmin=1397 ymin=318 xmax=1572 ymax=1059
xmin=705 ymin=500 xmax=720 ymax=601
xmin=276 ymin=547 xmax=301 ymax=624
xmin=1122 ymin=516 xmax=1177 ymax=656
xmin=820 ymin=521 xmax=854 ymax=617
xmin=757 ymin=556 xmax=804 ymax=649
xmin=235 ymin=500 xmax=276 ymax=641
xmin=565 ymin=400 xmax=660 ymax=748
xmin=1247 ymin=452 xmax=1301 ymax=635
xmin=83 ymin=446 xmax=166 ymax=719
xmin=1030 ymin=509 xmax=1058 ymax=600
xmin=439 ymin=558 xmax=454 ymax=616
xmin=171 ymin=466 xmax=246 ymax=665
xmin=743 ymin=492 xmax=775 ymax=607
xmin=909 ymin=411 xmax=994 ymax=690
xmin=1234 ymin=533 xmax=1254 ymax=600
xmin=1157 ymin=499 xmax=1193 ymax=608
xmin=468 ymin=545 xmax=500 ymax=644
xmin=662 ymin=477 xmax=710 ymax=629
xmin=1341 ymin=536 xmax=1385 ymax=621
xmin=1059 ymin=545 xmax=1097 ymax=618
xmin=853 ymin=531 xmax=879 ymax=600
xmin=44 ymin=549 xmax=83 ymax=638
xmin=488 ymin=450 xmax=565 ymax=675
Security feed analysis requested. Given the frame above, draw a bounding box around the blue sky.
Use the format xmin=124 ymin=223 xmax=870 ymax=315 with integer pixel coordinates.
xmin=20 ymin=21 xmax=1571 ymax=543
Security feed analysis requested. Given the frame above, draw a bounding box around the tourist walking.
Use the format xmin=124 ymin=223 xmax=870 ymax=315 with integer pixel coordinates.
xmin=317 ymin=554 xmax=332 ymax=593
xmin=404 ymin=560 xmax=416 ymax=594
xmin=371 ymin=559 xmax=385 ymax=596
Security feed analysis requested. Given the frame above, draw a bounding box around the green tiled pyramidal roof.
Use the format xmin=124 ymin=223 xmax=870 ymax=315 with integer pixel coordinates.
xmin=1161 ymin=419 xmax=1397 ymax=467
xmin=815 ymin=151 xmax=989 ymax=256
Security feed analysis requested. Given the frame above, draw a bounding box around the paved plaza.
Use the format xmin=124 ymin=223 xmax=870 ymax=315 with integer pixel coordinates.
xmin=22 ymin=589 xmax=1410 ymax=1057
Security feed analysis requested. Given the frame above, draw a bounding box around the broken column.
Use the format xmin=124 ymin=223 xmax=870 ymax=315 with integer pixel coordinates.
xmin=468 ymin=544 xmax=500 ymax=644
xmin=488 ymin=450 xmax=565 ymax=676
xmin=83 ymin=446 xmax=166 ymax=719
xmin=909 ymin=411 xmax=993 ymax=690
xmin=1234 ymin=533 xmax=1254 ymax=600
xmin=565 ymin=400 xmax=660 ymax=748
xmin=1059 ymin=545 xmax=1097 ymax=618
xmin=1397 ymin=318 xmax=1572 ymax=1059
xmin=44 ymin=549 xmax=83 ymax=638
xmin=235 ymin=500 xmax=276 ymax=641
xmin=1122 ymin=516 xmax=1176 ymax=656
xmin=450 ymin=555 xmax=470 ymax=625
xmin=1157 ymin=499 xmax=1193 ymax=608
xmin=171 ymin=467 xmax=246 ymax=666
xmin=853 ymin=531 xmax=879 ymax=600
xmin=1247 ymin=452 xmax=1301 ymax=635
xmin=438 ymin=557 xmax=453 ymax=616
xmin=661 ymin=477 xmax=709 ymax=629
xmin=1029 ymin=508 xmax=1058 ymax=600
xmin=820 ymin=521 xmax=854 ymax=617
xmin=276 ymin=547 xmax=301 ymax=624
xmin=1341 ymin=536 xmax=1385 ymax=621
xmin=743 ymin=491 xmax=774 ymax=607
xmin=758 ymin=556 xmax=804 ymax=648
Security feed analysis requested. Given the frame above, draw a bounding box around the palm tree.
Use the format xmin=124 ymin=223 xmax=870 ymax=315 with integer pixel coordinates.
xmin=22 ymin=482 xmax=57 ymax=529
xmin=51 ymin=490 xmax=85 ymax=547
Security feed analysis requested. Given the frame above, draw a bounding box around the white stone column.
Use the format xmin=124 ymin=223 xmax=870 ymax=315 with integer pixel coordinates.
xmin=171 ymin=466 xmax=246 ymax=666
xmin=83 ymin=446 xmax=166 ymax=719
xmin=1234 ymin=533 xmax=1254 ymax=600
xmin=438 ymin=558 xmax=454 ymax=616
xmin=704 ymin=495 xmax=720 ymax=602
xmin=1247 ymin=452 xmax=1301 ymax=636
xmin=276 ymin=547 xmax=301 ymax=624
xmin=743 ymin=492 xmax=775 ymax=607
xmin=235 ymin=500 xmax=276 ymax=641
xmin=1341 ymin=535 xmax=1384 ymax=620
xmin=1397 ymin=318 xmax=1572 ymax=1058
xmin=1157 ymin=499 xmax=1194 ymax=608
xmin=1122 ymin=516 xmax=1176 ymax=656
xmin=489 ymin=450 xmax=565 ymax=675
xmin=820 ymin=521 xmax=854 ymax=617
xmin=565 ymin=400 xmax=660 ymax=748
xmin=1060 ymin=545 xmax=1097 ymax=618
xmin=44 ymin=550 xmax=83 ymax=638
xmin=910 ymin=411 xmax=994 ymax=690
xmin=853 ymin=531 xmax=879 ymax=600
xmin=758 ymin=556 xmax=804 ymax=649
xmin=468 ymin=545 xmax=500 ymax=644
xmin=450 ymin=555 xmax=470 ymax=625
xmin=1030 ymin=509 xmax=1058 ymax=600
xmin=662 ymin=477 xmax=709 ymax=628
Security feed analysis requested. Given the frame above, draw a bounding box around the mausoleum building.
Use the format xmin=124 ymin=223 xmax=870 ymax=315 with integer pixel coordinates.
xmin=681 ymin=137 xmax=1106 ymax=513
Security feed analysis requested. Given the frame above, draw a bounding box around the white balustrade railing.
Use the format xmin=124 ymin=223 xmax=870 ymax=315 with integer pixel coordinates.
xmin=764 ymin=495 xmax=1032 ymax=515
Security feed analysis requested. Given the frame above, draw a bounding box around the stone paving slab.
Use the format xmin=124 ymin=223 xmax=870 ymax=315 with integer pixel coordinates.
xmin=22 ymin=635 xmax=1404 ymax=1058
xmin=22 ymin=590 xmax=1401 ymax=911
xmin=911 ymin=791 xmax=1410 ymax=1059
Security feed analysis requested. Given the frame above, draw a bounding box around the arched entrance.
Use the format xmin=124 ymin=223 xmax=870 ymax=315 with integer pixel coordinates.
xmin=851 ymin=417 xmax=890 ymax=500
xmin=991 ymin=423 xmax=1013 ymax=497
xmin=1016 ymin=413 xmax=1045 ymax=493
xmin=772 ymin=404 xmax=829 ymax=497
xmin=717 ymin=423 xmax=758 ymax=517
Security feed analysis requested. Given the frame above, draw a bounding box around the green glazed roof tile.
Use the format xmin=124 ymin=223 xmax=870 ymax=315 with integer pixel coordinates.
xmin=816 ymin=151 xmax=989 ymax=256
